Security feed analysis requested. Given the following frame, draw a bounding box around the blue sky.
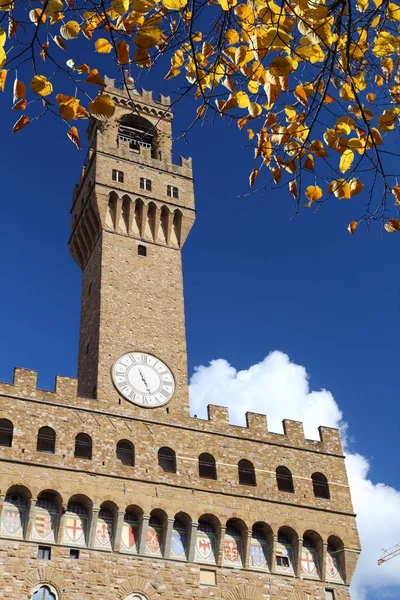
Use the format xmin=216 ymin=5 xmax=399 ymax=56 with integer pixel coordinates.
xmin=0 ymin=67 xmax=399 ymax=598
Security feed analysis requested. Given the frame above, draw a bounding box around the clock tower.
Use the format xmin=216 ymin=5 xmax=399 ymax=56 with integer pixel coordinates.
xmin=69 ymin=77 xmax=195 ymax=419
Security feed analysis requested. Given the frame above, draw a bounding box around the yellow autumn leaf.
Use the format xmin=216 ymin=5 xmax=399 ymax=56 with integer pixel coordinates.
xmin=12 ymin=114 xmax=30 ymax=133
xmin=303 ymin=154 xmax=314 ymax=171
xmin=347 ymin=220 xmax=358 ymax=234
xmin=373 ymin=31 xmax=398 ymax=57
xmin=30 ymin=75 xmax=53 ymax=96
xmin=56 ymin=93 xmax=80 ymax=120
xmin=95 ymin=38 xmax=112 ymax=54
xmin=339 ymin=83 xmax=355 ymax=100
xmin=67 ymin=126 xmax=82 ymax=150
xmin=134 ymin=26 xmax=162 ymax=49
xmin=248 ymin=102 xmax=262 ymax=117
xmin=0 ymin=47 xmax=6 ymax=69
xmin=86 ymin=69 xmax=105 ymax=86
xmin=349 ymin=178 xmax=364 ymax=196
xmin=384 ymin=218 xmax=400 ymax=232
xmin=392 ymin=184 xmax=400 ymax=206
xmin=249 ymin=168 xmax=259 ymax=187
xmin=60 ymin=21 xmax=80 ymax=40
xmin=89 ymin=94 xmax=116 ymax=121
xmin=387 ymin=2 xmax=400 ymax=20
xmin=378 ymin=109 xmax=396 ymax=131
xmin=247 ymin=128 xmax=254 ymax=140
xmin=289 ymin=180 xmax=298 ymax=198
xmin=112 ymin=0 xmax=129 ymax=14
xmin=0 ymin=0 xmax=13 ymax=11
xmin=116 ymin=40 xmax=130 ymax=65
xmin=29 ymin=8 xmax=47 ymax=24
xmin=217 ymin=0 xmax=237 ymax=9
xmin=294 ymin=83 xmax=310 ymax=107
xmin=305 ymin=185 xmax=323 ymax=202
xmin=0 ymin=27 xmax=6 ymax=47
xmin=134 ymin=48 xmax=151 ymax=67
xmin=0 ymin=69 xmax=6 ymax=91
xmin=225 ymin=29 xmax=239 ymax=45
xmin=339 ymin=149 xmax=354 ymax=173
xmin=328 ymin=179 xmax=352 ymax=199
xmin=47 ymin=0 xmax=63 ymax=17
xmin=13 ymin=78 xmax=25 ymax=102
xmin=268 ymin=56 xmax=298 ymax=77
xmin=296 ymin=43 xmax=325 ymax=64
xmin=236 ymin=90 xmax=249 ymax=108
xmin=163 ymin=0 xmax=188 ymax=9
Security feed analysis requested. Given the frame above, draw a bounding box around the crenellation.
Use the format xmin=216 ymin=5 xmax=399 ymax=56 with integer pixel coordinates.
xmin=282 ymin=420 xmax=306 ymax=446
xmin=207 ymin=404 xmax=230 ymax=424
xmin=13 ymin=368 xmax=38 ymax=396
xmin=245 ymin=412 xmax=268 ymax=434
xmin=318 ymin=427 xmax=343 ymax=455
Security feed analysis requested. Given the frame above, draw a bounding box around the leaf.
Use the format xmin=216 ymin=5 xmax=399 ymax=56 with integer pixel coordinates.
xmin=12 ymin=115 xmax=30 ymax=133
xmin=0 ymin=69 xmax=6 ymax=91
xmin=268 ymin=56 xmax=297 ymax=77
xmin=249 ymin=168 xmax=259 ymax=187
xmin=289 ymin=179 xmax=298 ymax=198
xmin=339 ymin=149 xmax=354 ymax=174
xmin=86 ymin=69 xmax=105 ymax=86
xmin=40 ymin=42 xmax=50 ymax=61
xmin=303 ymin=154 xmax=314 ymax=171
xmin=378 ymin=109 xmax=396 ymax=131
xmin=235 ymin=90 xmax=249 ymax=108
xmin=29 ymin=8 xmax=47 ymax=24
xmin=384 ymin=218 xmax=400 ymax=232
xmin=75 ymin=63 xmax=91 ymax=74
xmin=134 ymin=26 xmax=162 ymax=49
xmin=248 ymin=102 xmax=262 ymax=117
xmin=163 ymin=0 xmax=188 ymax=8
xmin=56 ymin=93 xmax=80 ymax=120
xmin=54 ymin=35 xmax=67 ymax=50
xmin=247 ymin=128 xmax=254 ymax=140
xmin=0 ymin=47 xmax=6 ymax=69
xmin=349 ymin=178 xmax=364 ymax=196
xmin=294 ymin=83 xmax=309 ymax=107
xmin=60 ymin=20 xmax=80 ymax=40
xmin=0 ymin=27 xmax=5 ymax=47
xmin=392 ymin=184 xmax=400 ymax=205
xmin=67 ymin=126 xmax=82 ymax=149
xmin=13 ymin=77 xmax=25 ymax=102
xmin=12 ymin=98 xmax=26 ymax=110
xmin=305 ymin=185 xmax=323 ymax=203
xmin=309 ymin=139 xmax=328 ymax=158
xmin=225 ymin=29 xmax=239 ymax=45
xmin=134 ymin=48 xmax=151 ymax=67
xmin=347 ymin=220 xmax=358 ymax=235
xmin=95 ymin=38 xmax=112 ymax=54
xmin=112 ymin=0 xmax=130 ymax=14
xmin=89 ymin=94 xmax=116 ymax=120
xmin=30 ymin=75 xmax=53 ymax=97
xmin=328 ymin=179 xmax=352 ymax=199
xmin=8 ymin=19 xmax=18 ymax=38
xmin=116 ymin=40 xmax=130 ymax=65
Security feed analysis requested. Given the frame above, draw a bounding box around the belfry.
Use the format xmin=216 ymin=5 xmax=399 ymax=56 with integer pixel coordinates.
xmin=0 ymin=78 xmax=360 ymax=600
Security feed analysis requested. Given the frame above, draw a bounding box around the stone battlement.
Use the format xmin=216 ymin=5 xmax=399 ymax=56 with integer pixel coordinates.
xmin=0 ymin=367 xmax=343 ymax=456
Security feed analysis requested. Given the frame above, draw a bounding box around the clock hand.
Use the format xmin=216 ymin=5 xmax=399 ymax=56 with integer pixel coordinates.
xmin=138 ymin=369 xmax=151 ymax=394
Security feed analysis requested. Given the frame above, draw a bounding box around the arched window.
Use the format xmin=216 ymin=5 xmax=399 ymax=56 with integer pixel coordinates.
xmin=238 ymin=459 xmax=256 ymax=486
xmin=312 ymin=472 xmax=330 ymax=499
xmin=195 ymin=517 xmax=217 ymax=564
xmin=62 ymin=499 xmax=89 ymax=547
xmin=0 ymin=489 xmax=28 ymax=539
xmin=116 ymin=440 xmax=135 ymax=466
xmin=145 ymin=511 xmax=165 ymax=557
xmin=276 ymin=530 xmax=296 ymax=575
xmin=326 ymin=536 xmax=344 ymax=583
xmin=0 ymin=419 xmax=13 ymax=447
xmin=170 ymin=516 xmax=188 ymax=560
xmin=223 ymin=520 xmax=244 ymax=567
xmin=37 ymin=427 xmax=56 ymax=454
xmin=33 ymin=586 xmax=56 ymax=600
xmin=118 ymin=114 xmax=157 ymax=154
xmin=199 ymin=453 xmax=217 ymax=479
xmin=158 ymin=447 xmax=176 ymax=473
xmin=32 ymin=492 xmax=59 ymax=544
xmin=94 ymin=503 xmax=115 ymax=550
xmin=301 ymin=533 xmax=321 ymax=579
xmin=250 ymin=522 xmax=271 ymax=570
xmin=74 ymin=433 xmax=92 ymax=459
xmin=276 ymin=466 xmax=294 ymax=493
xmin=121 ymin=507 xmax=141 ymax=554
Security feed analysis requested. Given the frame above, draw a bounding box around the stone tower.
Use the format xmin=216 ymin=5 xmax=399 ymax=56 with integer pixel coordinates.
xmin=0 ymin=79 xmax=360 ymax=600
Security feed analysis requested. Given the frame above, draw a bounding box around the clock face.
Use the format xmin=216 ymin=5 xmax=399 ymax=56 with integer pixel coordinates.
xmin=111 ymin=352 xmax=175 ymax=408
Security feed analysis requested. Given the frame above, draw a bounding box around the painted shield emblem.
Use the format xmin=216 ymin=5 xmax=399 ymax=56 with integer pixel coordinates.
xmin=146 ymin=528 xmax=162 ymax=555
xmin=35 ymin=513 xmax=52 ymax=538
xmin=196 ymin=534 xmax=214 ymax=561
xmin=171 ymin=530 xmax=186 ymax=559
xmin=64 ymin=516 xmax=85 ymax=544
xmin=122 ymin=523 xmax=137 ymax=552
xmin=301 ymin=547 xmax=317 ymax=575
xmin=250 ymin=541 xmax=267 ymax=568
xmin=224 ymin=540 xmax=239 ymax=563
xmin=96 ymin=521 xmax=112 ymax=547
xmin=3 ymin=508 xmax=23 ymax=536
xmin=326 ymin=554 xmax=341 ymax=581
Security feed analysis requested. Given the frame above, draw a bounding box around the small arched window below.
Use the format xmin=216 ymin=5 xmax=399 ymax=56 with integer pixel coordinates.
xmin=0 ymin=419 xmax=13 ymax=447
xmin=116 ymin=440 xmax=135 ymax=466
xmin=238 ymin=459 xmax=256 ymax=486
xmin=32 ymin=585 xmax=56 ymax=600
xmin=199 ymin=453 xmax=217 ymax=479
xmin=36 ymin=426 xmax=56 ymax=454
xmin=158 ymin=447 xmax=176 ymax=473
xmin=74 ymin=433 xmax=92 ymax=459
xmin=276 ymin=466 xmax=294 ymax=493
xmin=312 ymin=472 xmax=330 ymax=499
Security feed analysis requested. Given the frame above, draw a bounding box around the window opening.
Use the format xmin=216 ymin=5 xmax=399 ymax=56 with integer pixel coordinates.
xmin=0 ymin=419 xmax=13 ymax=447
xmin=312 ymin=472 xmax=330 ymax=499
xmin=36 ymin=427 xmax=56 ymax=454
xmin=33 ymin=586 xmax=56 ymax=600
xmin=112 ymin=169 xmax=124 ymax=183
xmin=199 ymin=453 xmax=217 ymax=479
xmin=158 ymin=447 xmax=176 ymax=473
xmin=116 ymin=440 xmax=135 ymax=466
xmin=37 ymin=546 xmax=51 ymax=560
xmin=74 ymin=433 xmax=92 ymax=459
xmin=238 ymin=459 xmax=256 ymax=486
xmin=138 ymin=244 xmax=147 ymax=256
xmin=276 ymin=466 xmax=294 ymax=493
xmin=140 ymin=177 xmax=152 ymax=191
xmin=167 ymin=185 xmax=179 ymax=199
xmin=70 ymin=548 xmax=80 ymax=559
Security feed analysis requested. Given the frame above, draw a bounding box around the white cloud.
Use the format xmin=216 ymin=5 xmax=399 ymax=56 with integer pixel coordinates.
xmin=189 ymin=351 xmax=400 ymax=600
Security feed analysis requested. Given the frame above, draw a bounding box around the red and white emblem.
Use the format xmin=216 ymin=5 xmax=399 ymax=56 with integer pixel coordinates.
xmin=146 ymin=527 xmax=162 ymax=555
xmin=64 ymin=516 xmax=84 ymax=545
xmin=301 ymin=547 xmax=317 ymax=575
xmin=34 ymin=513 xmax=52 ymax=538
